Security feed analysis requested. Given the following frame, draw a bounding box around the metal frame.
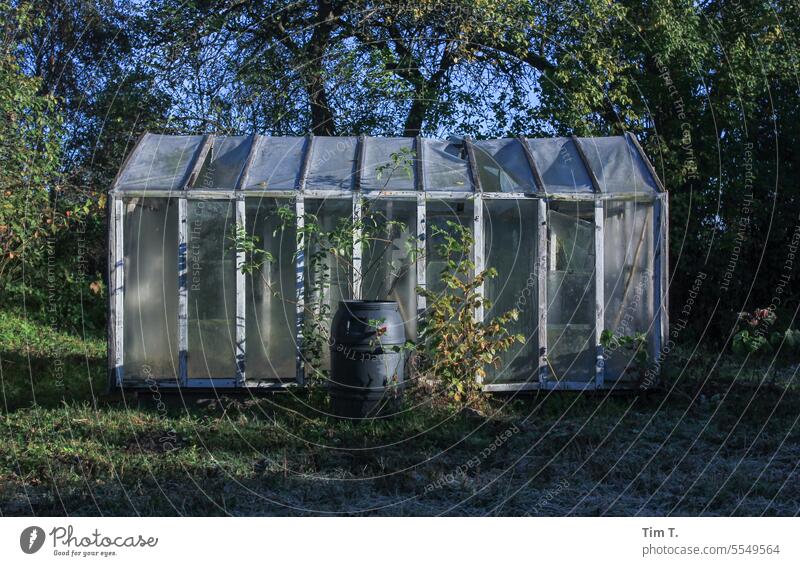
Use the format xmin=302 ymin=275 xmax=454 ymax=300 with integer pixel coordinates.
xmin=518 ymin=136 xmax=546 ymax=194
xmin=179 ymin=135 xmax=212 ymax=387
xmin=110 ymin=189 xmax=647 ymax=202
xmin=594 ymin=200 xmax=606 ymax=388
xmin=537 ymin=198 xmax=549 ymax=385
xmin=572 ymin=136 xmax=606 ymax=388
xmin=108 ymin=133 xmax=146 ymax=387
xmin=352 ymin=136 xmax=365 ymax=299
xmin=112 ymin=199 xmax=124 ymax=386
xmin=463 ymin=137 xmax=485 ymax=326
xmin=295 ymin=135 xmax=313 ymax=386
xmin=109 ymin=133 xmax=668 ymax=392
xmin=235 ymin=197 xmax=246 ymax=384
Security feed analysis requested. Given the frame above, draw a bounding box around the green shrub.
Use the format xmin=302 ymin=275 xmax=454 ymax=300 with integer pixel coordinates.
xmin=415 ymin=221 xmax=523 ymax=403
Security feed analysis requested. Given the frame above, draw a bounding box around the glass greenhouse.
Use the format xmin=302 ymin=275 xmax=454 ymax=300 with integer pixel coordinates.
xmin=109 ymin=133 xmax=668 ymax=392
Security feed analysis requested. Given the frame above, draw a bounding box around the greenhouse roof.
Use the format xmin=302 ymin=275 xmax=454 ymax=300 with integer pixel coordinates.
xmin=113 ymin=133 xmax=663 ymax=195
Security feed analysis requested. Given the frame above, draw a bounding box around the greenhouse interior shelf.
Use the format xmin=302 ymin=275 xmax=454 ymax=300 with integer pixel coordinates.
xmin=108 ymin=133 xmax=668 ymax=392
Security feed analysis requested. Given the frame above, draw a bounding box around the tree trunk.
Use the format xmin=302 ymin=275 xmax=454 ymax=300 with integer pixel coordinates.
xmin=307 ymin=74 xmax=335 ymax=135
xmin=306 ymin=0 xmax=336 ymax=135
xmin=403 ymin=97 xmax=428 ymax=137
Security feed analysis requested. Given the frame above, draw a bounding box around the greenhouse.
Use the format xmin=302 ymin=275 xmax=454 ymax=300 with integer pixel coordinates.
xmin=108 ymin=133 xmax=668 ymax=392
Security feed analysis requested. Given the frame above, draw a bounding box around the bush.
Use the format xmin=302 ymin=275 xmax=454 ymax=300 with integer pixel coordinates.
xmin=415 ymin=221 xmax=523 ymax=403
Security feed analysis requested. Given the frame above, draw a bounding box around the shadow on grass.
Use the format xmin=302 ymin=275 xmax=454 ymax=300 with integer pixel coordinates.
xmin=2 ymin=340 xmax=800 ymax=516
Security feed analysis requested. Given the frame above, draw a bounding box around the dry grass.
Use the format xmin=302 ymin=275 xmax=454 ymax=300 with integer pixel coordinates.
xmin=1 ymin=329 xmax=799 ymax=516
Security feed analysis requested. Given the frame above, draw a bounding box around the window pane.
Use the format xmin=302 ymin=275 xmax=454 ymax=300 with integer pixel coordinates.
xmin=245 ymin=136 xmax=305 ymax=190
xmin=118 ymin=134 xmax=204 ymax=191
xmin=526 ymin=138 xmax=593 ymax=193
xmin=361 ymin=137 xmax=416 ymax=191
xmin=246 ymin=198 xmax=297 ymax=380
xmin=578 ymin=136 xmax=659 ymax=194
xmin=187 ymin=200 xmax=237 ymax=378
xmin=304 ymin=198 xmax=354 ymax=374
xmin=306 ymin=136 xmax=358 ymax=190
xmin=361 ymin=199 xmax=418 ymax=339
xmin=425 ymin=199 xmax=474 ymax=297
xmin=484 ymin=200 xmax=539 ymax=383
xmin=473 ymin=139 xmax=537 ymax=193
xmin=123 ymin=198 xmax=178 ymax=380
xmin=422 ymin=140 xmax=472 ymax=191
xmin=604 ymin=200 xmax=655 ymax=381
xmin=194 ymin=135 xmax=253 ymax=189
xmin=547 ymin=201 xmax=596 ymax=382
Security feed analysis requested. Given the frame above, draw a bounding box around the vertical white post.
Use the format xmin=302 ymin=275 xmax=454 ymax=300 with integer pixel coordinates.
xmin=594 ymin=200 xmax=605 ymax=389
xmin=178 ymin=197 xmax=189 ymax=386
xmin=473 ymin=193 xmax=485 ymax=385
xmin=113 ymin=198 xmax=125 ymax=386
xmin=473 ymin=193 xmax=485 ymax=322
xmin=415 ymin=135 xmax=426 ymax=317
xmin=416 ymin=193 xmax=426 ymax=315
xmin=295 ymin=196 xmax=306 ymax=386
xmin=537 ymin=199 xmax=548 ymax=385
xmin=294 ymin=135 xmax=313 ymax=386
xmin=352 ymin=195 xmax=362 ymax=300
xmin=235 ymin=197 xmax=246 ymax=385
xmin=463 ymin=137 xmax=484 ymax=349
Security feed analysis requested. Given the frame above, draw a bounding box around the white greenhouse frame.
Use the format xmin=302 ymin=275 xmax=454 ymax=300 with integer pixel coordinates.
xmin=108 ymin=133 xmax=668 ymax=392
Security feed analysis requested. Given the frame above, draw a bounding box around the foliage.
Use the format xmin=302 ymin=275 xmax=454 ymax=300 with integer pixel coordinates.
xmin=771 ymin=328 xmax=800 ymax=353
xmin=0 ymin=310 xmax=104 ymax=358
xmin=600 ymin=329 xmax=649 ymax=383
xmin=1 ymin=0 xmax=800 ymax=350
xmin=415 ymin=221 xmax=523 ymax=403
xmin=0 ymin=2 xmax=63 ymax=281
xmin=732 ymin=308 xmax=776 ymax=356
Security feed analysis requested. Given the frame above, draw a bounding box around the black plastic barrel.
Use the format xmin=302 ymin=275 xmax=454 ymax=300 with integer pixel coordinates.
xmin=329 ymin=300 xmax=406 ymax=418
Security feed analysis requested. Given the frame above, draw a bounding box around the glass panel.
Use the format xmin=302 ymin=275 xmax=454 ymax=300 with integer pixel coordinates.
xmin=525 ymin=137 xmax=593 ymax=193
xmin=117 ymin=134 xmax=204 ymax=191
xmin=484 ymin=200 xmax=539 ymax=383
xmin=604 ymin=200 xmax=655 ymax=381
xmin=187 ymin=200 xmax=237 ymax=378
xmin=547 ymin=201 xmax=596 ymax=382
xmin=123 ymin=198 xmax=178 ymax=380
xmin=245 ymin=136 xmax=306 ymax=190
xmin=361 ymin=137 xmax=416 ymax=191
xmin=422 ymin=139 xmax=472 ymax=191
xmin=194 ymin=135 xmax=253 ymax=189
xmin=473 ymin=139 xmax=537 ymax=193
xmin=361 ymin=199 xmax=418 ymax=339
xmin=304 ymin=198 xmax=354 ymax=374
xmin=306 ymin=136 xmax=358 ymax=190
xmin=578 ymin=136 xmax=659 ymax=194
xmin=425 ymin=199 xmax=474 ymax=296
xmin=246 ymin=198 xmax=297 ymax=380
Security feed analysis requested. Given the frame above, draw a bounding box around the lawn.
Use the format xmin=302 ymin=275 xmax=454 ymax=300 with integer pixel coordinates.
xmin=1 ymin=313 xmax=799 ymax=516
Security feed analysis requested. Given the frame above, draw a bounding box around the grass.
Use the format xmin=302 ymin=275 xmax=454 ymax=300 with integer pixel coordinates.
xmin=1 ymin=314 xmax=799 ymax=516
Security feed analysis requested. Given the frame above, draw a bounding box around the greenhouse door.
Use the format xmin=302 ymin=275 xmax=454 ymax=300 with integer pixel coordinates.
xmin=482 ymin=199 xmax=540 ymax=385
xmin=545 ymin=200 xmax=600 ymax=386
xmin=185 ymin=200 xmax=238 ymax=384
